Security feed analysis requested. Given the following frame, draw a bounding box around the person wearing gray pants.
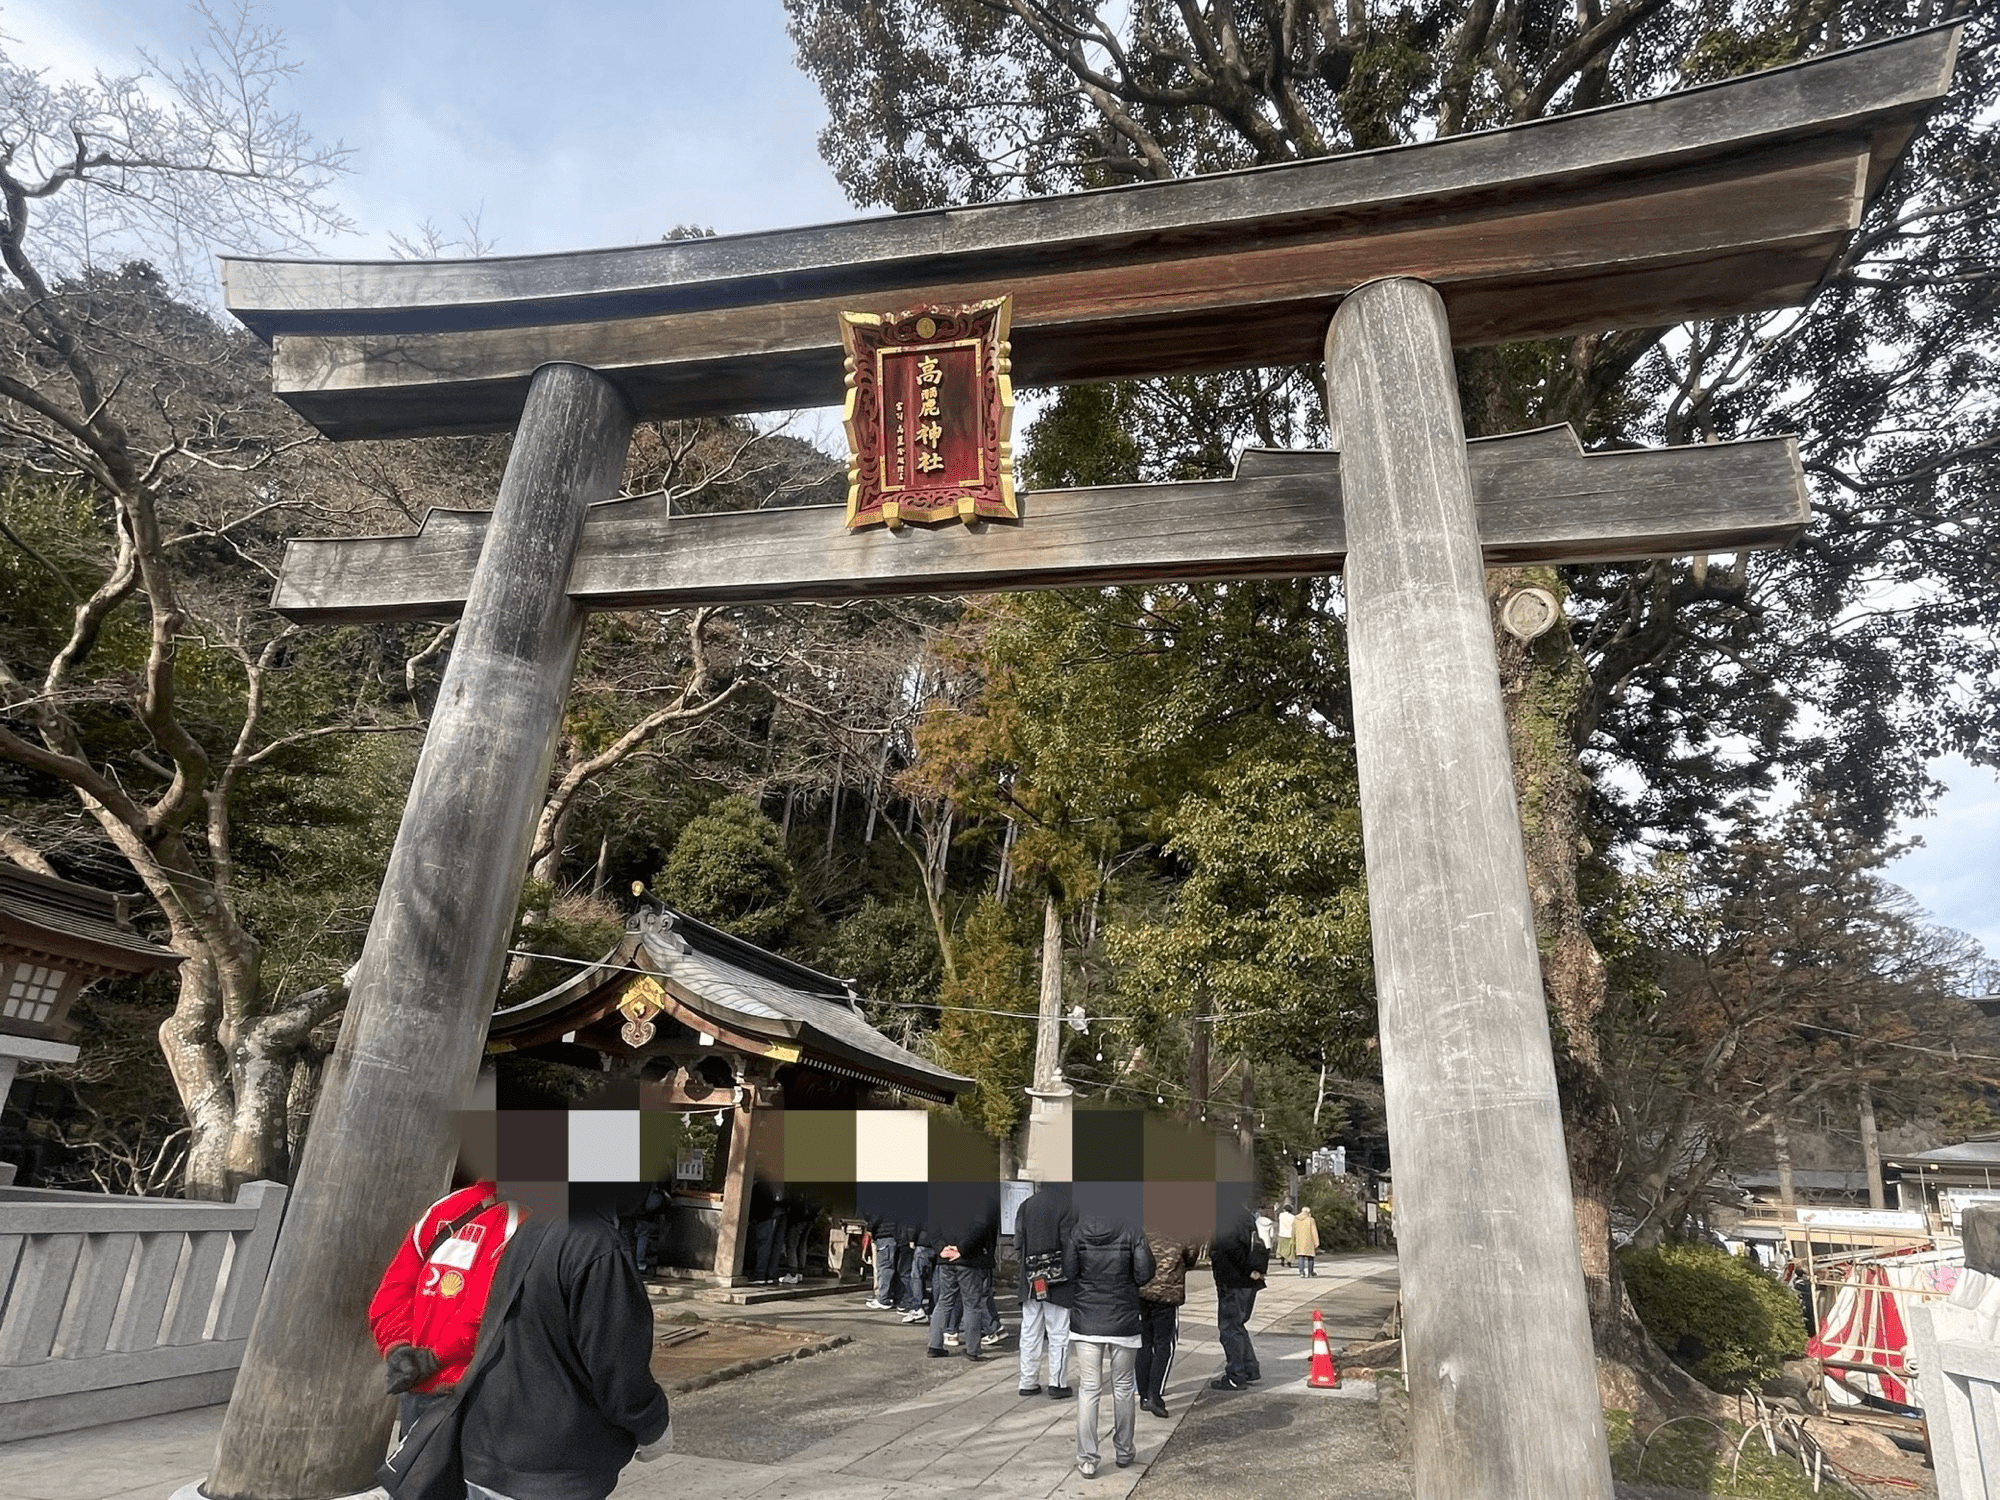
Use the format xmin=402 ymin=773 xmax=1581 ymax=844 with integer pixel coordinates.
xmin=1063 ymin=1215 xmax=1155 ymax=1478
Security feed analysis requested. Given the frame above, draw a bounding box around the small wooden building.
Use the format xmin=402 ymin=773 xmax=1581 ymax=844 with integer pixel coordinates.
xmin=487 ymin=905 xmax=968 ymax=1282
xmin=0 ymin=865 xmax=182 ymax=1180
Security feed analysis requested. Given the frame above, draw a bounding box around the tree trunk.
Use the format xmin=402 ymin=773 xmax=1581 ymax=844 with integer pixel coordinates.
xmin=1188 ymin=1010 xmax=1210 ymax=1121
xmin=1858 ymin=1076 xmax=1885 ymax=1210
xmin=826 ymin=748 xmax=845 ymax=861
xmin=1775 ymin=1119 xmax=1796 ymax=1207
xmin=1236 ymin=1052 xmax=1256 ymax=1156
xmin=1033 ymin=892 xmax=1064 ymax=1090
xmin=864 ymin=737 xmax=891 ymax=843
xmin=1490 ymin=563 xmax=1632 ymax=1363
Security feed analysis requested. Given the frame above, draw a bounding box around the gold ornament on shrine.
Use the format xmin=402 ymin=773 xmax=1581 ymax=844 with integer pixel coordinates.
xmin=617 ymin=974 xmax=669 ymax=1048
xmin=838 ymin=297 xmax=1016 ymax=530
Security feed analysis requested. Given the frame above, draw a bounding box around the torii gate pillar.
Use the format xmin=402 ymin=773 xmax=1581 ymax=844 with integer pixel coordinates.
xmin=205 ymin=363 xmax=634 ymax=1500
xmin=1328 ymin=278 xmax=1612 ymax=1499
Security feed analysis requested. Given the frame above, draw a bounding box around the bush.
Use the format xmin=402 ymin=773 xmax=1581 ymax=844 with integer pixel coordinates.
xmin=1619 ymin=1241 xmax=1807 ymax=1390
xmin=1297 ymin=1175 xmax=1368 ymax=1251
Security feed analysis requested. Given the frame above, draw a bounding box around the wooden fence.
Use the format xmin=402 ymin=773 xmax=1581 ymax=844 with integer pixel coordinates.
xmin=0 ymin=1180 xmax=286 ymax=1439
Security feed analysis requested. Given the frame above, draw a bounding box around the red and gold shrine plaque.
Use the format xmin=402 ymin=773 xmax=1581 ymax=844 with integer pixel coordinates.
xmin=839 ymin=298 xmax=1016 ymax=530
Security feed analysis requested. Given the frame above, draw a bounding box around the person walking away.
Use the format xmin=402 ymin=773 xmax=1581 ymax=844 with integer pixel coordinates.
xmin=1254 ymin=1207 xmax=1276 ymax=1256
xmin=457 ymin=1185 xmax=672 ymax=1500
xmin=1065 ymin=1213 xmax=1156 ymax=1478
xmin=1293 ymin=1205 xmax=1321 ymax=1277
xmin=927 ymin=1189 xmax=999 ymax=1360
xmin=1275 ymin=1204 xmax=1296 ymax=1268
xmin=864 ymin=1211 xmax=903 ymax=1310
xmin=1135 ymin=1230 xmax=1195 ymax=1418
xmin=1014 ymin=1177 xmax=1076 ymax=1398
xmin=1209 ymin=1209 xmax=1269 ymax=1390
xmin=368 ymin=1163 xmax=520 ymax=1438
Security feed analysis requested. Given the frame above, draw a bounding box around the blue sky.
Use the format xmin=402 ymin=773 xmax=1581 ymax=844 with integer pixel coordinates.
xmin=1 ymin=1 xmax=855 ymax=255
xmin=5 ymin=1 xmax=1995 ymax=959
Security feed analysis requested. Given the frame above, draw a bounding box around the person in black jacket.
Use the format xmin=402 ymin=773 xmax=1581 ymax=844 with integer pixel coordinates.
xmin=458 ymin=1186 xmax=671 ymax=1500
xmin=926 ymin=1187 xmax=999 ymax=1360
xmin=1013 ymin=1177 xmax=1076 ymax=1398
xmin=1063 ymin=1215 xmax=1156 ymax=1478
xmin=1208 ymin=1209 xmax=1269 ymax=1390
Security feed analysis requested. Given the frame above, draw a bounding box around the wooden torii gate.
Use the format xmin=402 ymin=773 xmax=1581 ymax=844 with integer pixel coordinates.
xmin=201 ymin=28 xmax=1956 ymax=1500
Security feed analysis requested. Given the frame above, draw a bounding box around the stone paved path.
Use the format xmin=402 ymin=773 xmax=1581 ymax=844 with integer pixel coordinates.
xmin=0 ymin=1253 xmax=1400 ymax=1500
xmin=619 ymin=1254 xmax=1398 ymax=1500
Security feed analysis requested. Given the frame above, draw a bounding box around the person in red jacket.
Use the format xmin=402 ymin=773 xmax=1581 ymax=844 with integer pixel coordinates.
xmin=368 ymin=1174 xmax=521 ymax=1434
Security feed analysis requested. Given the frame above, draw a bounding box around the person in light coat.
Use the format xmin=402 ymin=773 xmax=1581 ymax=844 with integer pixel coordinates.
xmin=1292 ymin=1205 xmax=1321 ymax=1277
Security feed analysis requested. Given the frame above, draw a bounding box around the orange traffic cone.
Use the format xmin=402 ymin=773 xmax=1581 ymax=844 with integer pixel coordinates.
xmin=1307 ymin=1309 xmax=1341 ymax=1389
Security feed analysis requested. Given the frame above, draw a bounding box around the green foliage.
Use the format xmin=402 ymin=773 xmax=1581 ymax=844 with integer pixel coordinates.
xmin=1020 ymin=383 xmax=1140 ymax=489
xmin=501 ymin=887 xmax=627 ymax=1008
xmin=1250 ymin=1054 xmax=1348 ymax=1181
xmin=656 ymin=796 xmax=819 ymax=955
xmin=1296 ymin=1176 xmax=1367 ymax=1253
xmin=818 ymin=895 xmax=946 ymax=1017
xmin=928 ymin=896 xmax=1036 ymax=1140
xmin=1619 ymin=1242 xmax=1807 ymax=1391
xmin=1109 ymin=741 xmax=1373 ymax=1061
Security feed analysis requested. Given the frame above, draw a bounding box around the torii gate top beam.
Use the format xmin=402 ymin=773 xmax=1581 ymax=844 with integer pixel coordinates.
xmin=221 ymin=27 xmax=1957 ymax=442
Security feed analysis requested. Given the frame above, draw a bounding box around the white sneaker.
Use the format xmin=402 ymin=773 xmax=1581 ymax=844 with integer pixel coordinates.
xmin=900 ymin=1309 xmax=927 ymax=1323
xmin=864 ymin=1299 xmax=891 ymax=1309
xmin=945 ymin=1333 xmax=962 ymax=1346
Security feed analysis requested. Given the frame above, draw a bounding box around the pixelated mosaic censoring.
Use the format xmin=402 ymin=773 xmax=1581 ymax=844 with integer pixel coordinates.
xmin=452 ymin=1107 xmax=1253 ymax=1239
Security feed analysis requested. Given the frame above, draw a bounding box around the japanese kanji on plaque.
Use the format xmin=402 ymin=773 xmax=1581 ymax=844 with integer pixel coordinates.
xmin=838 ymin=297 xmax=1015 ymax=530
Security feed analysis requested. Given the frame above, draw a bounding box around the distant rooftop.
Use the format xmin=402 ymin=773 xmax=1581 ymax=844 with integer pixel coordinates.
xmin=1884 ymin=1136 xmax=2000 ymax=1171
xmin=1732 ymin=1168 xmax=1872 ymax=1195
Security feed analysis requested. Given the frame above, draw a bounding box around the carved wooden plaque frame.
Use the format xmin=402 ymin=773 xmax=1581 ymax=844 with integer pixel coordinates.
xmin=839 ymin=297 xmax=1015 ymax=530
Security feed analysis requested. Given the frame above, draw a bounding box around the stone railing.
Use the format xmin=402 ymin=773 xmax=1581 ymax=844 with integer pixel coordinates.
xmin=1913 ymin=1203 xmax=2000 ymax=1499
xmin=1912 ymin=1268 xmax=2000 ymax=1498
xmin=0 ymin=1179 xmax=286 ymax=1439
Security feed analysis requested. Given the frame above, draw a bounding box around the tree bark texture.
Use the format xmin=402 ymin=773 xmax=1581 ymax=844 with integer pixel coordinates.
xmin=1489 ymin=562 xmax=1631 ymax=1371
xmin=1858 ymin=1076 xmax=1885 ymax=1211
xmin=1327 ymin=278 xmax=1612 ymax=1500
xmin=205 ymin=364 xmax=634 ymax=1500
xmin=1033 ymin=891 xmax=1063 ymax=1091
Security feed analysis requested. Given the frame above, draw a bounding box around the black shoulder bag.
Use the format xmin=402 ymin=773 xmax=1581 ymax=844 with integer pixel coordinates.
xmin=378 ymin=1216 xmax=547 ymax=1500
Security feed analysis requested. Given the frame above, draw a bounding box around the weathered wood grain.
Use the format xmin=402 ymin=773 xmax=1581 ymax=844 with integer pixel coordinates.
xmin=208 ymin=365 xmax=635 ymax=1500
xmin=1330 ymin=280 xmax=1612 ymax=1497
xmin=269 ymin=426 xmax=1808 ymax=623
xmin=219 ymin=27 xmax=1957 ymax=439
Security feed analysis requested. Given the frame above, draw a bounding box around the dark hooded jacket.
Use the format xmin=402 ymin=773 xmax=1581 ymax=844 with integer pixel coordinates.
xmin=1062 ymin=1218 xmax=1156 ymax=1339
xmin=1208 ymin=1213 xmax=1271 ymax=1291
xmin=459 ymin=1188 xmax=670 ymax=1500
xmin=1013 ymin=1182 xmax=1077 ymax=1306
